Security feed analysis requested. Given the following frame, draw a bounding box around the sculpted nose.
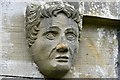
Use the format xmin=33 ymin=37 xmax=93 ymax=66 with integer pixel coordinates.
xmin=56 ymin=43 xmax=68 ymax=53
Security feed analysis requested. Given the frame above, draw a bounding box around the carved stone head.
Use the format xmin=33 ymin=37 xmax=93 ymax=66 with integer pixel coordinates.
xmin=25 ymin=3 xmax=82 ymax=78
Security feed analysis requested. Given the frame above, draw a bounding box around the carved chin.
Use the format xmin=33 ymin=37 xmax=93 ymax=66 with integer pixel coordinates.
xmin=39 ymin=65 xmax=70 ymax=78
xmin=35 ymin=60 xmax=71 ymax=78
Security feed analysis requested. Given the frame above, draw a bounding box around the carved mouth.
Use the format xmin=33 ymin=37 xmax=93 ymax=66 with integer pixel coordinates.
xmin=55 ymin=56 xmax=69 ymax=62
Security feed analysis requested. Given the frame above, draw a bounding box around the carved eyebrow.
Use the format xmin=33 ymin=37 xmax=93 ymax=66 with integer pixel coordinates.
xmin=47 ymin=26 xmax=60 ymax=31
xmin=65 ymin=28 xmax=77 ymax=35
xmin=42 ymin=26 xmax=60 ymax=36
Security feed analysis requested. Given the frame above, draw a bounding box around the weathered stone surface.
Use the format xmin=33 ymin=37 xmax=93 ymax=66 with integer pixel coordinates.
xmin=1 ymin=2 xmax=43 ymax=78
xmin=0 ymin=0 xmax=119 ymax=79
xmin=78 ymin=24 xmax=118 ymax=78
xmin=84 ymin=2 xmax=119 ymax=19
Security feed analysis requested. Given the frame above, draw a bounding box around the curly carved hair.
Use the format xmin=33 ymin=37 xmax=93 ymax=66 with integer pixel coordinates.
xmin=25 ymin=3 xmax=82 ymax=47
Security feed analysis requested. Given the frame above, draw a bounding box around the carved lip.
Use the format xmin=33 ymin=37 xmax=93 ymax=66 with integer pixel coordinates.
xmin=55 ymin=56 xmax=69 ymax=62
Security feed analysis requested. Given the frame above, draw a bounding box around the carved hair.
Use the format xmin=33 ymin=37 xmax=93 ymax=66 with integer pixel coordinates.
xmin=25 ymin=3 xmax=82 ymax=47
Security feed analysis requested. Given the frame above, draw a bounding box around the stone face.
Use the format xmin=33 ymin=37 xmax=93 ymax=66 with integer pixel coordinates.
xmin=0 ymin=0 xmax=119 ymax=79
xmin=30 ymin=14 xmax=79 ymax=78
xmin=25 ymin=3 xmax=81 ymax=78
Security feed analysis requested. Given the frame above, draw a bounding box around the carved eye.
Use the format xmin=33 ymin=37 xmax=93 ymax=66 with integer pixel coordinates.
xmin=66 ymin=33 xmax=76 ymax=41
xmin=45 ymin=31 xmax=58 ymax=40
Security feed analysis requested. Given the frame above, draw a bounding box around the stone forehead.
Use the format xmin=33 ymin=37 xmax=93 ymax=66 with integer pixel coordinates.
xmin=39 ymin=13 xmax=78 ymax=29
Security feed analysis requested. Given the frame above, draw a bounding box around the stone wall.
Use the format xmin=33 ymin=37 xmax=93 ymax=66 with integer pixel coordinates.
xmin=0 ymin=0 xmax=120 ymax=79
